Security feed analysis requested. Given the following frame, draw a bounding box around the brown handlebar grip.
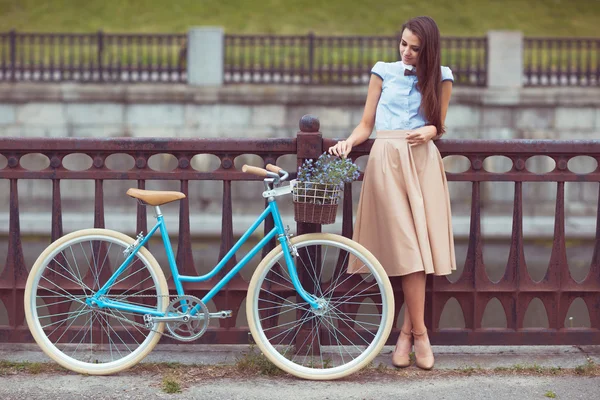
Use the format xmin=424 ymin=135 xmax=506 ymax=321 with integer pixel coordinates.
xmin=265 ymin=164 xmax=283 ymax=174
xmin=242 ymin=165 xmax=269 ymax=177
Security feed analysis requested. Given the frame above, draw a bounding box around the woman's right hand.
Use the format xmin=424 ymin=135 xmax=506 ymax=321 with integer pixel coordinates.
xmin=328 ymin=140 xmax=353 ymax=159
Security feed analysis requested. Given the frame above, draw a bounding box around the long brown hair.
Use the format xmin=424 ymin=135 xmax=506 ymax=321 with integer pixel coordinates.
xmin=401 ymin=16 xmax=444 ymax=134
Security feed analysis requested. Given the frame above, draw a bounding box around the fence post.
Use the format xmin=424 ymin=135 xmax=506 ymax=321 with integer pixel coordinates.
xmin=307 ymin=32 xmax=315 ymax=84
xmin=487 ymin=30 xmax=523 ymax=88
xmin=296 ymin=114 xmax=323 ymax=236
xmin=295 ymin=114 xmax=323 ymax=353
xmin=97 ymin=30 xmax=104 ymax=82
xmin=9 ymin=29 xmax=16 ymax=82
xmin=187 ymin=26 xmax=224 ymax=86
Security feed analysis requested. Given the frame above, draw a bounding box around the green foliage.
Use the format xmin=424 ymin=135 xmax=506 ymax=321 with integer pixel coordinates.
xmin=294 ymin=153 xmax=360 ymax=205
xmin=0 ymin=0 xmax=598 ymax=36
xmin=297 ymin=153 xmax=360 ymax=186
xmin=574 ymin=358 xmax=597 ymax=376
xmin=235 ymin=344 xmax=285 ymax=376
xmin=161 ymin=376 xmax=182 ymax=394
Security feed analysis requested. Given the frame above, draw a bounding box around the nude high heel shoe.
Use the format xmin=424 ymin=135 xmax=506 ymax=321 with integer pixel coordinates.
xmin=391 ymin=329 xmax=413 ymax=368
xmin=412 ymin=329 xmax=434 ymax=370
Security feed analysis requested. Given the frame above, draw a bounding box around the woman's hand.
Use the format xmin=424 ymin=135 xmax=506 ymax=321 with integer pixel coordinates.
xmin=328 ymin=140 xmax=354 ymax=158
xmin=406 ymin=127 xmax=437 ymax=146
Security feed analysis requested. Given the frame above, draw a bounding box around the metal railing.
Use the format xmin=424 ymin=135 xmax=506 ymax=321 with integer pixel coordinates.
xmin=524 ymin=37 xmax=600 ymax=86
xmin=224 ymin=34 xmax=487 ymax=86
xmin=0 ymin=30 xmax=187 ymax=83
xmin=0 ymin=116 xmax=599 ymax=345
xmin=2 ymin=30 xmax=600 ymax=87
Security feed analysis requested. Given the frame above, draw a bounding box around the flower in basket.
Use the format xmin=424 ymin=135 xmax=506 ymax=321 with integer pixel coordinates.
xmin=294 ymin=153 xmax=361 ymax=206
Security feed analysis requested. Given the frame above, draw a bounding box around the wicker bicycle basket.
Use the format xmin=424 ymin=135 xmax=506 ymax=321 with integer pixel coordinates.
xmin=291 ymin=179 xmax=343 ymax=225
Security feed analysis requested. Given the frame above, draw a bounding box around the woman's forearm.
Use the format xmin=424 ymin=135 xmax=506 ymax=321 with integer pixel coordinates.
xmin=415 ymin=125 xmax=438 ymax=140
xmin=346 ymin=122 xmax=374 ymax=147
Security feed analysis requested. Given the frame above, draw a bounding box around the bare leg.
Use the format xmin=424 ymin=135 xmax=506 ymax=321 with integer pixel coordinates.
xmin=402 ymin=271 xmax=434 ymax=369
xmin=391 ymin=280 xmax=417 ymax=367
xmin=391 ymin=302 xmax=414 ymax=367
xmin=401 ymin=303 xmax=413 ymax=334
xmin=401 ymin=271 xmax=427 ymax=333
xmin=394 ymin=306 xmax=413 ymax=353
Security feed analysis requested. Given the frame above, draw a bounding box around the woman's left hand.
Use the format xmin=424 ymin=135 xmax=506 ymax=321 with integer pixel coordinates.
xmin=406 ymin=129 xmax=436 ymax=146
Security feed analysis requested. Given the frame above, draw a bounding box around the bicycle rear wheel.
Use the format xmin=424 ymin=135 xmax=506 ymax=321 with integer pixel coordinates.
xmin=246 ymin=233 xmax=394 ymax=380
xmin=24 ymin=229 xmax=169 ymax=375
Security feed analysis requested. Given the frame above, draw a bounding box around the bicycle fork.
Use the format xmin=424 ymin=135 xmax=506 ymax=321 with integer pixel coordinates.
xmin=269 ymin=207 xmax=322 ymax=311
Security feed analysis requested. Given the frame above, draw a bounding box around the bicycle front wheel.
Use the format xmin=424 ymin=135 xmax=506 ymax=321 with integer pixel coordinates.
xmin=247 ymin=233 xmax=394 ymax=380
xmin=24 ymin=229 xmax=169 ymax=375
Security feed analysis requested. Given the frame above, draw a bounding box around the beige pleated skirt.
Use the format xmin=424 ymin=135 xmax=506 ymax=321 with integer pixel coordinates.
xmin=348 ymin=130 xmax=457 ymax=276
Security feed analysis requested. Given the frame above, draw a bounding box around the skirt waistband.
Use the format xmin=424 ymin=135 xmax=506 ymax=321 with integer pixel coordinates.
xmin=375 ymin=130 xmax=412 ymax=139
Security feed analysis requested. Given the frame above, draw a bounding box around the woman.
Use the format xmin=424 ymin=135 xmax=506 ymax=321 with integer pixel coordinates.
xmin=329 ymin=16 xmax=456 ymax=370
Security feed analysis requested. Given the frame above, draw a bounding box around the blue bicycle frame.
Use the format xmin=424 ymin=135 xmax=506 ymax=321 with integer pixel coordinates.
xmin=89 ymin=198 xmax=320 ymax=317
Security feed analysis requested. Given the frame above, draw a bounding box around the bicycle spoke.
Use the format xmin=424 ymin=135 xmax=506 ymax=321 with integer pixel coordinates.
xmin=65 ymin=246 xmax=91 ymax=298
xmin=38 ymin=280 xmax=88 ymax=307
xmin=37 ymin=295 xmax=87 ymax=308
xmin=69 ymin=312 xmax=97 ymax=357
xmin=328 ymin=282 xmax=380 ymax=309
xmin=96 ymin=242 xmax=114 ymax=291
xmin=296 ymin=250 xmax=323 ymax=297
xmin=51 ymin=305 xmax=93 ymax=344
xmin=54 ymin=251 xmax=93 ymax=295
xmin=43 ymin=265 xmax=94 ymax=297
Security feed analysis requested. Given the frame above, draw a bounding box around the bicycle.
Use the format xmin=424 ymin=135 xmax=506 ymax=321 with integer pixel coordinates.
xmin=24 ymin=164 xmax=394 ymax=380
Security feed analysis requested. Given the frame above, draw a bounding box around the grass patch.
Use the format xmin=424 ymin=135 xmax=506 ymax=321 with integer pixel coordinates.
xmin=0 ymin=0 xmax=598 ymax=37
xmin=161 ymin=375 xmax=181 ymax=394
xmin=574 ymin=358 xmax=597 ymax=376
xmin=486 ymin=361 xmax=598 ymax=377
xmin=375 ymin=362 xmax=388 ymax=373
xmin=456 ymin=365 xmax=483 ymax=376
xmin=235 ymin=344 xmax=285 ymax=376
xmin=544 ymin=391 xmax=557 ymax=399
xmin=0 ymin=361 xmax=60 ymax=375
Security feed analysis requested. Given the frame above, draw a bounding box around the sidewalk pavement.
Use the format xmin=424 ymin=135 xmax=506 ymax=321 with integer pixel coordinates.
xmin=2 ymin=343 xmax=599 ymax=370
xmin=0 ymin=343 xmax=599 ymax=400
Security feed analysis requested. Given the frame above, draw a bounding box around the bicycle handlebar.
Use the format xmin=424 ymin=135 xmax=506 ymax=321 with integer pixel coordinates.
xmin=265 ymin=164 xmax=282 ymax=174
xmin=243 ymin=164 xmax=289 ymax=184
xmin=242 ymin=165 xmax=269 ymax=177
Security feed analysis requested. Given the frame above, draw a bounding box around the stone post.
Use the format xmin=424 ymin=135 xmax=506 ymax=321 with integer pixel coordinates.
xmin=187 ymin=27 xmax=224 ymax=86
xmin=487 ymin=31 xmax=524 ymax=88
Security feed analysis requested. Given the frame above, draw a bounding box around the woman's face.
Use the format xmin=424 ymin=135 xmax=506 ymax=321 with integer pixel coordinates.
xmin=399 ymin=28 xmax=421 ymax=66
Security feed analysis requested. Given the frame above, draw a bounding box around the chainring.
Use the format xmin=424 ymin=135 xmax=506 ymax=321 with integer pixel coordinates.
xmin=165 ymin=295 xmax=210 ymax=342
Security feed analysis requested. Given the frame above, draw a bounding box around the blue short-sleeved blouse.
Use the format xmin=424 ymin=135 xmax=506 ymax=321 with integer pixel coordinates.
xmin=371 ymin=61 xmax=454 ymax=131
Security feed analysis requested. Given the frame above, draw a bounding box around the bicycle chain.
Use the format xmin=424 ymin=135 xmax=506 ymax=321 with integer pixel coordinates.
xmin=94 ymin=293 xmax=203 ymax=342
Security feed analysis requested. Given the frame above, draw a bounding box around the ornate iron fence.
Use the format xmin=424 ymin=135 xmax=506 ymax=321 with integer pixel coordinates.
xmin=0 ymin=30 xmax=187 ymax=83
xmin=3 ymin=30 xmax=600 ymax=87
xmin=524 ymin=37 xmax=600 ymax=86
xmin=0 ymin=116 xmax=599 ymax=345
xmin=224 ymin=34 xmax=487 ymax=86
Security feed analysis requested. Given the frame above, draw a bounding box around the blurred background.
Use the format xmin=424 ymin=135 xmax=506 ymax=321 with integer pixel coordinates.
xmin=0 ymin=0 xmax=597 ymax=36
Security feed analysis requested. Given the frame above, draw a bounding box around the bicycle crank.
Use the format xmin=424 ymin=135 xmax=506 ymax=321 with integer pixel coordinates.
xmin=164 ymin=295 xmax=210 ymax=342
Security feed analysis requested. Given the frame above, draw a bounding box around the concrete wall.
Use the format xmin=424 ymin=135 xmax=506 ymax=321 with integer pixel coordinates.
xmin=0 ymin=82 xmax=598 ymax=240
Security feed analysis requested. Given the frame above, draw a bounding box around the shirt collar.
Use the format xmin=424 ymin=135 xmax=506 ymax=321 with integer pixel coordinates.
xmin=400 ymin=61 xmax=416 ymax=73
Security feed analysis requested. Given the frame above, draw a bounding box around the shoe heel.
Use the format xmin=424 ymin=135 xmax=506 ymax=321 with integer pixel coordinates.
xmin=391 ymin=330 xmax=412 ymax=368
xmin=411 ymin=329 xmax=435 ymax=370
